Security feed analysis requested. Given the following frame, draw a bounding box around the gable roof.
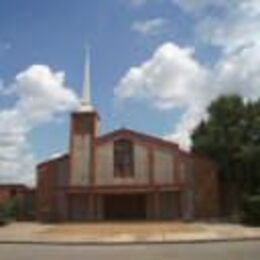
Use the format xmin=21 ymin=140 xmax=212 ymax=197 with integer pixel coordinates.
xmin=37 ymin=154 xmax=69 ymax=168
xmin=97 ymin=128 xmax=180 ymax=151
xmin=37 ymin=128 xmax=217 ymax=168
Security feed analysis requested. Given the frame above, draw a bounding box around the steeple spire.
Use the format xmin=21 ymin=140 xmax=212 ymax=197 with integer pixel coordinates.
xmin=79 ymin=45 xmax=94 ymax=112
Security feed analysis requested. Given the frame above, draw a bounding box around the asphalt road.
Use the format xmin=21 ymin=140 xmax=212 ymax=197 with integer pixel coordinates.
xmin=0 ymin=241 xmax=259 ymax=260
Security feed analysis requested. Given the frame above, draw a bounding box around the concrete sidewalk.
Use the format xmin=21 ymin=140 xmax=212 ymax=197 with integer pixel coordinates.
xmin=0 ymin=222 xmax=260 ymax=244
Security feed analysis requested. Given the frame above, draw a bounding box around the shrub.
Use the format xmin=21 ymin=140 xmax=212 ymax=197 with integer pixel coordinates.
xmin=2 ymin=197 xmax=19 ymax=221
xmin=241 ymin=195 xmax=260 ymax=226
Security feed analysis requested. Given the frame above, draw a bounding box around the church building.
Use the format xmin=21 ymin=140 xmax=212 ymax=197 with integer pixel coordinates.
xmin=36 ymin=53 xmax=219 ymax=222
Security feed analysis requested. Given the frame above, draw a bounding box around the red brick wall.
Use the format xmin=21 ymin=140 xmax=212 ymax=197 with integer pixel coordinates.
xmin=0 ymin=189 xmax=11 ymax=206
xmin=71 ymin=112 xmax=99 ymax=135
xmin=37 ymin=155 xmax=69 ymax=222
xmin=192 ymin=156 xmax=219 ymax=219
xmin=37 ymin=162 xmax=56 ymax=221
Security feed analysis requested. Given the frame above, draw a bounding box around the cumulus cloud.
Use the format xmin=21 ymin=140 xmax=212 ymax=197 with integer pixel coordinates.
xmin=214 ymin=44 xmax=260 ymax=100
xmin=131 ymin=18 xmax=169 ymax=36
xmin=0 ymin=65 xmax=78 ymax=185
xmin=15 ymin=65 xmax=78 ymax=124
xmin=115 ymin=43 xmax=209 ymax=108
xmin=173 ymin=0 xmax=260 ymax=54
xmin=115 ymin=43 xmax=210 ymax=148
xmin=116 ymin=0 xmax=260 ymax=149
xmin=198 ymin=3 xmax=260 ymax=54
xmin=115 ymin=41 xmax=260 ymax=149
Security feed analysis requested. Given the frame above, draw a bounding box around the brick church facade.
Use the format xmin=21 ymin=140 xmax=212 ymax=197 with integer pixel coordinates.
xmin=36 ymin=55 xmax=219 ymax=222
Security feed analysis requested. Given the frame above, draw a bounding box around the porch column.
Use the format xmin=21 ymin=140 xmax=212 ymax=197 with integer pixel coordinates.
xmin=153 ymin=192 xmax=160 ymax=220
xmin=62 ymin=191 xmax=69 ymax=221
xmin=66 ymin=193 xmax=71 ymax=221
xmin=169 ymin=191 xmax=181 ymax=220
xmin=88 ymin=193 xmax=96 ymax=220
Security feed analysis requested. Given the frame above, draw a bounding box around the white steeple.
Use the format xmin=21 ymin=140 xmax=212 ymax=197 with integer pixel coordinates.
xmin=78 ymin=45 xmax=94 ymax=112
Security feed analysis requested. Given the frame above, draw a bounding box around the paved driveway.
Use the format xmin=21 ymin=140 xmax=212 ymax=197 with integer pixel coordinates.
xmin=0 ymin=241 xmax=259 ymax=260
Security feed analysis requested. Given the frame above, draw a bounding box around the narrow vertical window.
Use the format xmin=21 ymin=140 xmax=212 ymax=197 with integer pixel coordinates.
xmin=114 ymin=139 xmax=134 ymax=177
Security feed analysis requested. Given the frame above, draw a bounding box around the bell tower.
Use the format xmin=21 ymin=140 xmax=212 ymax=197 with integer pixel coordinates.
xmin=69 ymin=47 xmax=99 ymax=186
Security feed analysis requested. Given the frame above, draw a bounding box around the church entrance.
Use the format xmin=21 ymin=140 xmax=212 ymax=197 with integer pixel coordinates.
xmin=103 ymin=194 xmax=146 ymax=220
xmin=68 ymin=194 xmax=88 ymax=221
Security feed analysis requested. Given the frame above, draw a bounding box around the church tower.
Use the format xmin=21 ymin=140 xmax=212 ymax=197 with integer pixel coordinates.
xmin=69 ymin=49 xmax=99 ymax=186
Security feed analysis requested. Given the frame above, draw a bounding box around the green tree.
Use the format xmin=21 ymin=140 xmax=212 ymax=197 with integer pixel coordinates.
xmin=241 ymin=99 xmax=260 ymax=194
xmin=192 ymin=95 xmax=260 ymax=217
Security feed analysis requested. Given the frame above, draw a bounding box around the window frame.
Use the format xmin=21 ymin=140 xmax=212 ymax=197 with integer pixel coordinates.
xmin=114 ymin=138 xmax=134 ymax=178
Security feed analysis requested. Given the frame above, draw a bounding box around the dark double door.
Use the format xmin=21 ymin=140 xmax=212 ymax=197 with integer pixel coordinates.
xmin=103 ymin=194 xmax=146 ymax=220
xmin=68 ymin=194 xmax=88 ymax=221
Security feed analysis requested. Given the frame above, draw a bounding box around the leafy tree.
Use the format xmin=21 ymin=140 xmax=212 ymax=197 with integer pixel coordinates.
xmin=192 ymin=95 xmax=260 ymax=216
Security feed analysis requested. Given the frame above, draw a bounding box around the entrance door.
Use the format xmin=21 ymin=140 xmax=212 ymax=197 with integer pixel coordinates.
xmin=103 ymin=194 xmax=146 ymax=220
xmin=68 ymin=194 xmax=88 ymax=221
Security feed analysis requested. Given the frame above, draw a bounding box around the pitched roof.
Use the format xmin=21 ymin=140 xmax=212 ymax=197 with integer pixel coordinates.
xmin=97 ymin=128 xmax=180 ymax=150
xmin=37 ymin=154 xmax=69 ymax=168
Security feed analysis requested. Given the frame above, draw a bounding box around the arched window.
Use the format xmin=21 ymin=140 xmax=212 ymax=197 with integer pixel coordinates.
xmin=114 ymin=139 xmax=134 ymax=177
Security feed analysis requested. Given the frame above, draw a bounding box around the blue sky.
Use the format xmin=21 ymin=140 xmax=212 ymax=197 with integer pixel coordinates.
xmin=1 ymin=0 xmax=260 ymax=184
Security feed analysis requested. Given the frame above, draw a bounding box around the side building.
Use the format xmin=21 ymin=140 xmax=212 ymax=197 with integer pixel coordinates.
xmin=0 ymin=184 xmax=35 ymax=221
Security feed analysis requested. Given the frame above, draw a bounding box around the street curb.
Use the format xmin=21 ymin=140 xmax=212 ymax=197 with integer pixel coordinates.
xmin=0 ymin=237 xmax=260 ymax=246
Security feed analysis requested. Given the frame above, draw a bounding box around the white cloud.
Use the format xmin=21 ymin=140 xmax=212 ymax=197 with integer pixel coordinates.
xmin=115 ymin=43 xmax=210 ymax=149
xmin=198 ymin=3 xmax=260 ymax=54
xmin=15 ymin=65 xmax=78 ymax=124
xmin=115 ymin=0 xmax=260 ymax=150
xmin=171 ymin=0 xmax=228 ymax=12
xmin=165 ymin=106 xmax=208 ymax=149
xmin=131 ymin=18 xmax=169 ymax=36
xmin=115 ymin=42 xmax=209 ymax=108
xmin=0 ymin=65 xmax=79 ymax=185
xmin=50 ymin=152 xmax=64 ymax=159
xmin=115 ymin=42 xmax=260 ymax=150
xmin=173 ymin=0 xmax=260 ymax=54
xmin=215 ymin=44 xmax=260 ymax=100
